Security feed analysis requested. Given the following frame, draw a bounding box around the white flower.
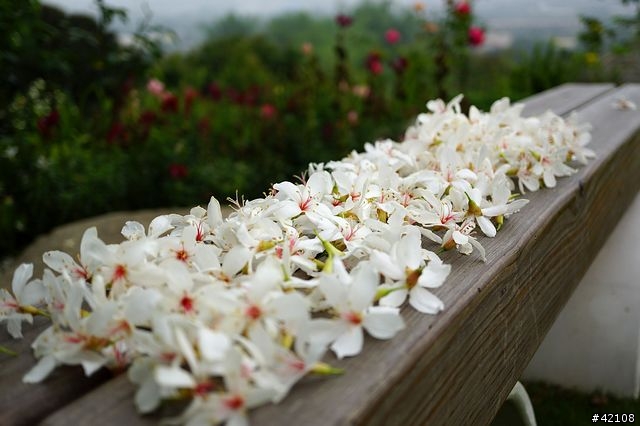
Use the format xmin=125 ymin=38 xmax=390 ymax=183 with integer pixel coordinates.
xmin=271 ymin=171 xmax=333 ymax=220
xmin=0 ymin=264 xmax=46 ymax=338
xmin=372 ymin=230 xmax=450 ymax=314
xmin=612 ymin=97 xmax=637 ymax=111
xmin=318 ymin=260 xmax=405 ymax=358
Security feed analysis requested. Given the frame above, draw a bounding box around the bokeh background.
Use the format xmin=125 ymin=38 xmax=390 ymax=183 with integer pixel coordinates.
xmin=2 ymin=0 xmax=638 ymax=258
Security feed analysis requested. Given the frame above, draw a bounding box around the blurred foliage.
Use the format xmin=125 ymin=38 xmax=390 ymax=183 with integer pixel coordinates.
xmin=525 ymin=381 xmax=640 ymax=426
xmin=577 ymin=0 xmax=640 ymax=81
xmin=0 ymin=0 xmax=638 ymax=258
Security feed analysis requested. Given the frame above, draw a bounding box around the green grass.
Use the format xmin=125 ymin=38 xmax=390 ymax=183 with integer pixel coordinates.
xmin=525 ymin=382 xmax=640 ymax=425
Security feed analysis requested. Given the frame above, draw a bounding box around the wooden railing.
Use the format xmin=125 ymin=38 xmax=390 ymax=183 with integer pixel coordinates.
xmin=1 ymin=83 xmax=639 ymax=426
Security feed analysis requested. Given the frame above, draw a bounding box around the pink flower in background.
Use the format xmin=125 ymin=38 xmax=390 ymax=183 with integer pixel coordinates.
xmin=336 ymin=14 xmax=353 ymax=28
xmin=468 ymin=26 xmax=485 ymax=46
xmin=168 ymin=163 xmax=188 ymax=180
xmin=147 ymin=79 xmax=165 ymax=97
xmin=352 ymin=85 xmax=371 ymax=98
xmin=454 ymin=1 xmax=471 ymax=16
xmin=301 ymin=42 xmax=314 ymax=55
xmin=260 ymin=103 xmax=277 ymax=120
xmin=385 ymin=28 xmax=401 ymax=45
xmin=366 ymin=52 xmax=384 ymax=75
xmin=347 ymin=110 xmax=359 ymax=125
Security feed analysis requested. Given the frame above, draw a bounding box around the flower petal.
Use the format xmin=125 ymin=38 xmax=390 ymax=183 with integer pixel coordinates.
xmin=347 ymin=263 xmax=378 ymax=312
xmin=207 ymin=196 xmax=224 ymax=228
xmin=409 ymin=287 xmax=444 ymax=314
xmin=476 ymin=215 xmax=497 ymax=238
xmin=155 ymin=365 xmax=196 ymax=389
xmin=199 ymin=328 xmax=231 ymax=362
xmin=363 ymin=306 xmax=405 ymax=339
xmin=23 ymin=355 xmax=57 ymax=383
xmin=331 ymin=326 xmax=363 ymax=359
xmin=418 ymin=260 xmax=451 ymax=289
xmin=222 ymin=246 xmax=252 ymax=278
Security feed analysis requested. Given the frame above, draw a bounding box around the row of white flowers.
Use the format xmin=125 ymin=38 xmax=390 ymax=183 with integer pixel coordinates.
xmin=1 ymin=95 xmax=592 ymax=425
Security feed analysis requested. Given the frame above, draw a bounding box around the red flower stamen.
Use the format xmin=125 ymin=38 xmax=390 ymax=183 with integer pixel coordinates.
xmin=224 ymin=395 xmax=245 ymax=411
xmin=180 ymin=294 xmax=195 ymax=313
xmin=112 ymin=264 xmax=127 ymax=282
xmin=343 ymin=311 xmax=362 ymax=325
xmin=245 ymin=304 xmax=262 ymax=320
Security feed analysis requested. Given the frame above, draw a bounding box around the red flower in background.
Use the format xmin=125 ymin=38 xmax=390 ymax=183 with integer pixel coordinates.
xmin=107 ymin=122 xmax=127 ymax=145
xmin=37 ymin=110 xmax=60 ymax=139
xmin=226 ymin=88 xmax=244 ymax=105
xmin=184 ymin=87 xmax=198 ymax=114
xmin=260 ymin=103 xmax=277 ymax=120
xmin=161 ymin=93 xmax=179 ymax=113
xmin=391 ymin=56 xmax=409 ymax=74
xmin=168 ymin=163 xmax=188 ymax=180
xmin=207 ymin=82 xmax=223 ymax=101
xmin=243 ymin=85 xmax=262 ymax=107
xmin=385 ymin=28 xmax=401 ymax=45
xmin=336 ymin=14 xmax=353 ymax=28
xmin=468 ymin=26 xmax=485 ymax=46
xmin=366 ymin=52 xmax=384 ymax=75
xmin=197 ymin=117 xmax=210 ymax=137
xmin=138 ymin=110 xmax=157 ymax=127
xmin=138 ymin=110 xmax=157 ymax=140
xmin=454 ymin=1 xmax=471 ymax=16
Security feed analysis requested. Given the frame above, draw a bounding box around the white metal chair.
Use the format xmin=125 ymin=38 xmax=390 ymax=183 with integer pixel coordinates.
xmin=491 ymin=381 xmax=537 ymax=426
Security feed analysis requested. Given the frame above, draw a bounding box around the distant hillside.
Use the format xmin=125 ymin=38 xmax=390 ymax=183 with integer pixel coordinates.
xmin=44 ymin=0 xmax=636 ymax=52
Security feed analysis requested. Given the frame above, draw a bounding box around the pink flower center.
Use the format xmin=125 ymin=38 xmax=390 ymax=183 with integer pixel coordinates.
xmin=289 ymin=358 xmax=306 ymax=372
xmin=74 ymin=266 xmax=90 ymax=281
xmin=299 ymin=197 xmax=312 ymax=211
xmin=195 ymin=222 xmax=205 ymax=242
xmin=343 ymin=311 xmax=362 ymax=325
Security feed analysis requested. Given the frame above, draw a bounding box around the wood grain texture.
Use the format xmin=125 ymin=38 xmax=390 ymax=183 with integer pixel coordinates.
xmin=519 ymin=82 xmax=614 ymax=116
xmin=2 ymin=84 xmax=638 ymax=426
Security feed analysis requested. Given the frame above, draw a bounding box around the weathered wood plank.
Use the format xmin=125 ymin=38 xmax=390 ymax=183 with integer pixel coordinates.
xmin=0 ymin=357 xmax=111 ymax=426
xmin=520 ymin=82 xmax=614 ymax=116
xmin=0 ymin=322 xmax=113 ymax=426
xmin=30 ymin=84 xmax=638 ymax=426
